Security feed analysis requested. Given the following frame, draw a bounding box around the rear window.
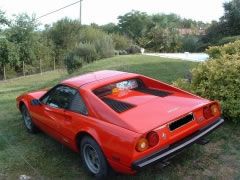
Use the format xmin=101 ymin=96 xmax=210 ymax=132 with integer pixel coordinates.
xmin=93 ymin=79 xmax=144 ymax=97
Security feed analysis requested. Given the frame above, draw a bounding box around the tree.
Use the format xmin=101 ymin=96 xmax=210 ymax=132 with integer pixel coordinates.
xmin=34 ymin=32 xmax=55 ymax=73
xmin=140 ymin=26 xmax=181 ymax=52
xmin=201 ymin=0 xmax=240 ymax=48
xmin=111 ymin=33 xmax=131 ymax=50
xmin=151 ymin=13 xmax=181 ymax=29
xmin=180 ymin=35 xmax=199 ymax=52
xmin=46 ymin=18 xmax=82 ymax=66
xmin=101 ymin=23 xmax=118 ymax=34
xmin=7 ymin=14 xmax=39 ymax=74
xmin=0 ymin=10 xmax=9 ymax=30
xmin=117 ymin=11 xmax=153 ymax=41
xmin=0 ymin=38 xmax=19 ymax=80
xmin=221 ymin=0 xmax=240 ymax=36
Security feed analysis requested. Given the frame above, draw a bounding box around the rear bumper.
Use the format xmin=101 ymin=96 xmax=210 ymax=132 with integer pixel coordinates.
xmin=132 ymin=117 xmax=224 ymax=170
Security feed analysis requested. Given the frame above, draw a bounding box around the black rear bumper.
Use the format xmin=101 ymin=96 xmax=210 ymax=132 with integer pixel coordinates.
xmin=132 ymin=118 xmax=224 ymax=170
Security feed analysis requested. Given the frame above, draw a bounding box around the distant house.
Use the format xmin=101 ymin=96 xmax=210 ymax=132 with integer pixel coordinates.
xmin=178 ymin=28 xmax=206 ymax=36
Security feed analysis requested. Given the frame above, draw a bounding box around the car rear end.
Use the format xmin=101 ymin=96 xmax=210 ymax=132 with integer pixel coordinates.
xmin=131 ymin=102 xmax=223 ymax=170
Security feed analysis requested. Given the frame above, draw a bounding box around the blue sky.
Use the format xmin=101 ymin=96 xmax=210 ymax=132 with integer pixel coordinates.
xmin=0 ymin=0 xmax=229 ymax=25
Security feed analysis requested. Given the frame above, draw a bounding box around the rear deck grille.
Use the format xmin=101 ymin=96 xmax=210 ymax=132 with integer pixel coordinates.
xmin=169 ymin=114 xmax=194 ymax=131
xmin=101 ymin=97 xmax=135 ymax=113
xmin=136 ymin=88 xmax=171 ymax=97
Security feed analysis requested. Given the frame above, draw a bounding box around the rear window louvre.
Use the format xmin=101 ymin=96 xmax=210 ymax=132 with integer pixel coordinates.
xmin=101 ymin=97 xmax=135 ymax=113
xmin=169 ymin=114 xmax=194 ymax=131
xmin=136 ymin=88 xmax=171 ymax=97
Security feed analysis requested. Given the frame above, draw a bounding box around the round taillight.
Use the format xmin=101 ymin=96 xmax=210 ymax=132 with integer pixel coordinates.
xmin=147 ymin=131 xmax=159 ymax=147
xmin=203 ymin=106 xmax=212 ymax=119
xmin=136 ymin=138 xmax=149 ymax=152
xmin=210 ymin=104 xmax=219 ymax=116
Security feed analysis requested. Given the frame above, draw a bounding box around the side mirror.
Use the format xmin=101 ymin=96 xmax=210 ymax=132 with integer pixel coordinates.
xmin=31 ymin=99 xmax=41 ymax=106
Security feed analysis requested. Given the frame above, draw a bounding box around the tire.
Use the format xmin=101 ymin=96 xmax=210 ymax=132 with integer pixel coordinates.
xmin=21 ymin=104 xmax=39 ymax=133
xmin=80 ymin=136 xmax=110 ymax=179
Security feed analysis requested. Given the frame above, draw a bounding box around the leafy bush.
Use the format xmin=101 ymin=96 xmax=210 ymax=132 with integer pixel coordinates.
xmin=64 ymin=27 xmax=116 ymax=74
xmin=94 ymin=36 xmax=115 ymax=58
xmin=216 ymin=35 xmax=240 ymax=45
xmin=126 ymin=45 xmax=141 ymax=54
xmin=81 ymin=27 xmax=115 ymax=59
xmin=180 ymin=35 xmax=199 ymax=52
xmin=119 ymin=50 xmax=128 ymax=55
xmin=206 ymin=40 xmax=240 ymax=58
xmin=174 ymin=53 xmax=240 ymax=123
xmin=64 ymin=52 xmax=83 ymax=74
xmin=75 ymin=43 xmax=98 ymax=63
xmin=111 ymin=33 xmax=132 ymax=50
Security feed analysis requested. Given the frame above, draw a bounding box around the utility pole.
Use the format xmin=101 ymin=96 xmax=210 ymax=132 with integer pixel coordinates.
xmin=80 ymin=0 xmax=83 ymax=25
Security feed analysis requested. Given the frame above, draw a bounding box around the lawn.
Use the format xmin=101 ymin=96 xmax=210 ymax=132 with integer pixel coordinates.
xmin=0 ymin=55 xmax=239 ymax=179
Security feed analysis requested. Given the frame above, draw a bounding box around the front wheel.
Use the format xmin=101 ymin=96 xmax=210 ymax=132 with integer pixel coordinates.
xmin=80 ymin=136 xmax=110 ymax=179
xmin=21 ymin=104 xmax=38 ymax=133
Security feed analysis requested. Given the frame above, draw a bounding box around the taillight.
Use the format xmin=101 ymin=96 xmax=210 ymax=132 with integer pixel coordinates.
xmin=203 ymin=103 xmax=220 ymax=119
xmin=136 ymin=132 xmax=160 ymax=152
xmin=136 ymin=138 xmax=149 ymax=152
xmin=210 ymin=104 xmax=220 ymax=116
xmin=203 ymin=106 xmax=212 ymax=119
xmin=147 ymin=131 xmax=159 ymax=147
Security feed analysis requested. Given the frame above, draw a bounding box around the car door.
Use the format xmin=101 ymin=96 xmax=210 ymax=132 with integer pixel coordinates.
xmin=58 ymin=91 xmax=89 ymax=147
xmin=37 ymin=85 xmax=77 ymax=141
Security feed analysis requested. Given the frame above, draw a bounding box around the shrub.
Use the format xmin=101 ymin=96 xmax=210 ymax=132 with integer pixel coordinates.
xmin=217 ymin=35 xmax=240 ymax=45
xmin=114 ymin=50 xmax=119 ymax=56
xmin=180 ymin=35 xmax=199 ymax=52
xmin=119 ymin=50 xmax=128 ymax=55
xmin=206 ymin=40 xmax=240 ymax=58
xmin=174 ymin=54 xmax=240 ymax=123
xmin=81 ymin=27 xmax=115 ymax=59
xmin=64 ymin=52 xmax=83 ymax=74
xmin=94 ymin=36 xmax=115 ymax=58
xmin=75 ymin=43 xmax=98 ymax=63
xmin=111 ymin=33 xmax=132 ymax=50
xmin=126 ymin=45 xmax=141 ymax=54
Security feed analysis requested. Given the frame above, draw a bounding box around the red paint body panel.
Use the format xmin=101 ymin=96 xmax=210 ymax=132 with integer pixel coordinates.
xmin=16 ymin=70 xmax=222 ymax=174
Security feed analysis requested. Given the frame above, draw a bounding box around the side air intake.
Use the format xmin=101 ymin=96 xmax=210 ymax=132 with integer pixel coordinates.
xmin=101 ymin=97 xmax=135 ymax=113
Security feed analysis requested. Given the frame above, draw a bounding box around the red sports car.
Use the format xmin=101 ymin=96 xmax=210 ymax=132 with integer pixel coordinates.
xmin=16 ymin=70 xmax=224 ymax=179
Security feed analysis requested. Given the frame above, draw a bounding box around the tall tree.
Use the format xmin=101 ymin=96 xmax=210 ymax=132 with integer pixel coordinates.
xmin=46 ymin=18 xmax=82 ymax=66
xmin=117 ymin=11 xmax=153 ymax=41
xmin=0 ymin=10 xmax=9 ymax=30
xmin=7 ymin=13 xmax=38 ymax=74
xmin=0 ymin=38 xmax=19 ymax=80
xmin=221 ymin=0 xmax=240 ymax=36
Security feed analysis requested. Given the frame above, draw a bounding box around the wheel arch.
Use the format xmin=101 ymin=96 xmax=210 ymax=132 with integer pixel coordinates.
xmin=75 ymin=130 xmax=103 ymax=152
xmin=19 ymin=100 xmax=28 ymax=111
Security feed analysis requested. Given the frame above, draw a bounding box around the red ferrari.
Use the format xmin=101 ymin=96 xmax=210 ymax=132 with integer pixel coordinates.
xmin=16 ymin=70 xmax=224 ymax=178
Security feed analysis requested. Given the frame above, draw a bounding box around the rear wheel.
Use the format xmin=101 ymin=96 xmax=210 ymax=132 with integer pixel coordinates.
xmin=80 ymin=136 xmax=110 ymax=179
xmin=21 ymin=104 xmax=38 ymax=133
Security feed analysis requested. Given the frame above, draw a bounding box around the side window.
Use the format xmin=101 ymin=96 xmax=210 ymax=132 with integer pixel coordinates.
xmin=44 ymin=86 xmax=77 ymax=109
xmin=69 ymin=93 xmax=88 ymax=115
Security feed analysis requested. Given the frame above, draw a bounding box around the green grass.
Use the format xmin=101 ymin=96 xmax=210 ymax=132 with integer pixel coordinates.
xmin=0 ymin=55 xmax=239 ymax=179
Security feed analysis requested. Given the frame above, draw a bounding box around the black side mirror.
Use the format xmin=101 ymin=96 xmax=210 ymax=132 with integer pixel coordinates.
xmin=31 ymin=99 xmax=41 ymax=106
